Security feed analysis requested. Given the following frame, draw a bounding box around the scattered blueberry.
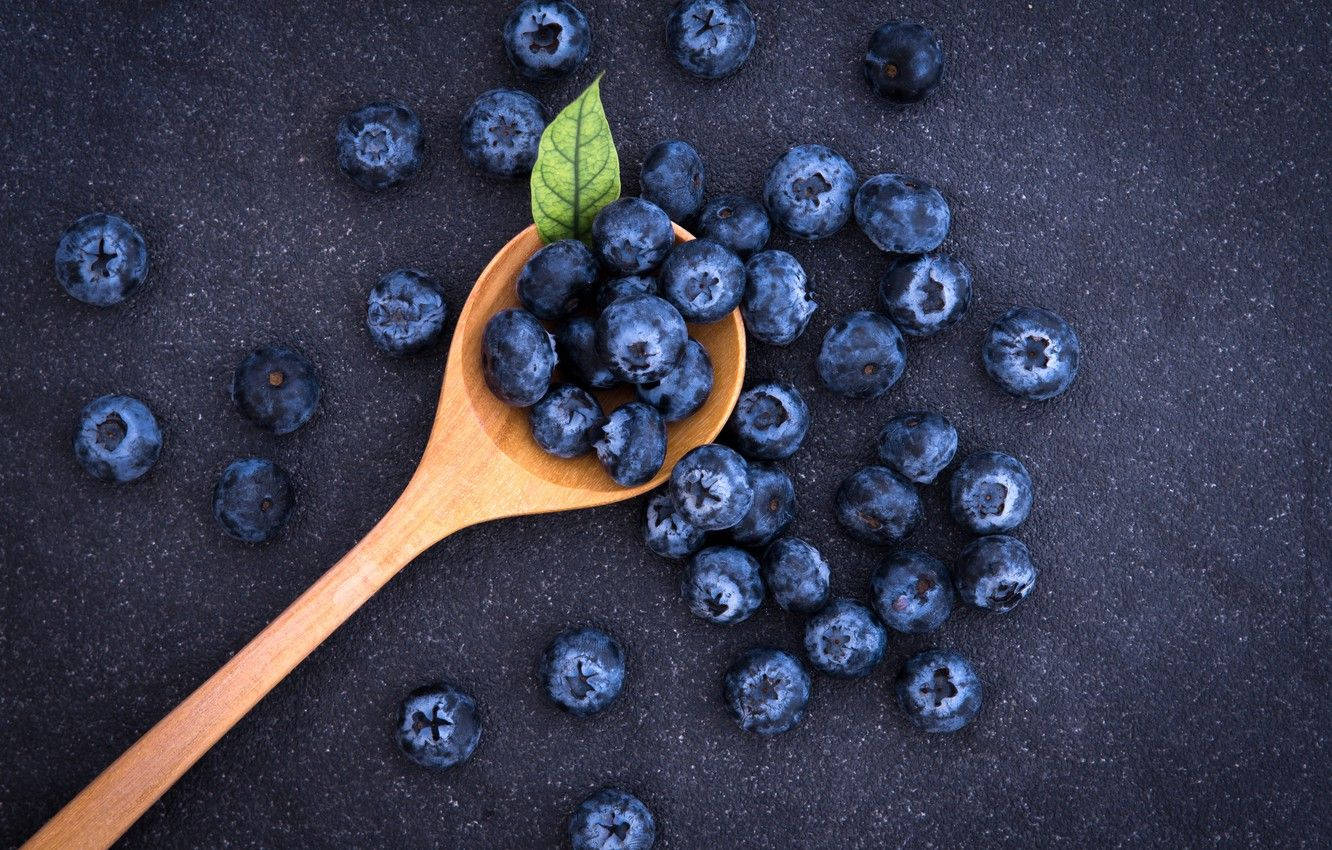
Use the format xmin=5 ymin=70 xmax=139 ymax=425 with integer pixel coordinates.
xmin=803 ymin=598 xmax=886 ymax=679
xmin=950 ymin=450 xmax=1033 ymax=534
xmin=728 ymin=463 xmax=796 ymax=546
xmin=482 ymin=308 xmax=557 ymax=406
xmin=667 ymin=0 xmax=757 ymax=80
xmin=640 ymin=140 xmax=705 ymax=223
xmin=592 ymin=197 xmax=675 ymax=274
xmin=696 ymin=195 xmax=770 ymax=257
xmin=681 ymin=546 xmax=763 ymax=624
xmin=635 ymin=338 xmax=713 ymax=421
xmin=742 ymin=250 xmax=817 ymax=346
xmin=460 ymin=88 xmax=546 ymax=178
xmin=395 ymin=682 xmax=482 ymax=770
xmin=503 ymin=1 xmax=591 ymax=82
xmin=816 ymin=311 xmax=906 ymax=399
xmin=835 ymin=465 xmax=923 ymax=544
xmin=895 ymin=650 xmax=981 ymax=733
xmin=232 ymin=345 xmax=322 ymax=434
xmin=982 ymin=306 xmax=1081 ymax=401
xmin=725 ymin=381 xmax=809 ymax=460
xmin=763 ymin=144 xmax=858 ymax=240
xmin=644 ymin=489 xmax=705 ymax=559
xmin=54 ymin=213 xmax=149 ymax=306
xmin=568 ymin=787 xmax=657 ymax=850
xmin=955 ymin=534 xmax=1038 ymax=613
xmin=595 ymin=402 xmax=667 ymax=486
xmin=870 ymin=549 xmax=954 ymax=633
xmin=761 ymin=537 xmax=830 ymax=613
xmin=365 ymin=268 xmax=448 ymax=356
xmin=668 ymin=444 xmax=753 ymax=531
xmin=541 ymin=626 xmax=625 ymax=716
xmin=854 ymin=173 xmax=951 ymax=254
xmin=658 ymin=238 xmax=745 ymax=323
xmin=72 ymin=394 xmax=161 ymax=483
xmin=530 ymin=384 xmax=606 ymax=458
xmin=336 ymin=101 xmax=424 ymax=190
xmin=517 ymin=238 xmax=599 ymax=320
xmin=877 ymin=252 xmax=971 ymax=338
xmin=212 ymin=458 xmax=294 ymax=544
xmin=723 ymin=648 xmax=811 ymax=735
xmin=864 ymin=21 xmax=944 ymax=103
xmin=556 ymin=316 xmax=618 ymax=390
xmin=875 ymin=411 xmax=957 ymax=484
xmin=595 ymin=293 xmax=687 ymax=383
xmin=596 ymin=274 xmax=658 ymax=312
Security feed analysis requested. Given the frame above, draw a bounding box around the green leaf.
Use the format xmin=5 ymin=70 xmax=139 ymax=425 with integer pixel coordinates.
xmin=530 ymin=74 xmax=620 ymax=244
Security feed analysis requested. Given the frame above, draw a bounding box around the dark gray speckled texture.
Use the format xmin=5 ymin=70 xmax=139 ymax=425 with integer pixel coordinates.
xmin=1 ymin=1 xmax=1329 ymax=847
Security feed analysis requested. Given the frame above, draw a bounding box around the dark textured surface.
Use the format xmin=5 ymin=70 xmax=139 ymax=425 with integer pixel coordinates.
xmin=1 ymin=1 xmax=1329 ymax=847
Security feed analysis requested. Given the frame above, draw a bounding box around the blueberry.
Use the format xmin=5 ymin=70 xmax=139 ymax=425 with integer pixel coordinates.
xmin=568 ymin=788 xmax=656 ymax=850
xmin=541 ymin=626 xmax=625 ymax=716
xmin=336 ymin=101 xmax=424 ymax=190
xmin=72 ymin=394 xmax=161 ymax=483
xmin=803 ymin=598 xmax=886 ymax=679
xmin=870 ymin=548 xmax=954 ymax=633
xmin=741 ymin=250 xmax=817 ymax=346
xmin=232 ymin=345 xmax=321 ymax=434
xmin=517 ymin=239 xmax=599 ymax=320
xmin=594 ymin=402 xmax=667 ymax=486
xmin=696 ymin=195 xmax=770 ymax=257
xmin=667 ymin=0 xmax=756 ymax=80
xmin=722 ymin=648 xmax=810 ymax=736
xmin=763 ymin=144 xmax=858 ymax=240
xmin=854 ymin=173 xmax=950 ymax=254
xmin=982 ymin=306 xmax=1081 ymax=401
xmin=54 ymin=213 xmax=149 ymax=306
xmin=530 ymin=384 xmax=606 ymax=457
xmin=635 ymin=338 xmax=712 ymax=422
xmin=596 ymin=274 xmax=658 ymax=312
xmin=681 ymin=546 xmax=763 ymax=624
xmin=875 ymin=411 xmax=958 ymax=484
xmin=482 ymin=308 xmax=557 ymax=406
xmin=668 ymin=443 xmax=753 ymax=531
xmin=864 ymin=21 xmax=944 ymax=103
xmin=460 ymin=88 xmax=546 ymax=178
xmin=877 ymin=252 xmax=971 ymax=338
xmin=895 ymin=650 xmax=981 ymax=733
xmin=835 ymin=465 xmax=922 ymax=545
xmin=595 ymin=293 xmax=687 ymax=383
xmin=658 ymin=239 xmax=745 ymax=323
xmin=644 ymin=488 xmax=705 ymax=559
xmin=640 ymin=140 xmax=705 ymax=223
xmin=728 ymin=463 xmax=796 ymax=546
xmin=365 ymin=268 xmax=448 ymax=356
xmin=503 ymin=1 xmax=591 ymax=81
xmin=761 ymin=537 xmax=830 ymax=613
xmin=592 ymin=197 xmax=675 ymax=275
xmin=816 ymin=311 xmax=906 ymax=399
xmin=725 ymin=381 xmax=809 ymax=460
xmin=949 ymin=450 xmax=1033 ymax=534
xmin=395 ymin=683 xmax=482 ymax=770
xmin=556 ymin=316 xmax=619 ymax=389
xmin=956 ymin=534 xmax=1038 ymax=613
xmin=212 ymin=458 xmax=294 ymax=543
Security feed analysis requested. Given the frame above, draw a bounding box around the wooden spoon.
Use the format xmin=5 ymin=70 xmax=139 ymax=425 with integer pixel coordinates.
xmin=26 ymin=223 xmax=745 ymax=849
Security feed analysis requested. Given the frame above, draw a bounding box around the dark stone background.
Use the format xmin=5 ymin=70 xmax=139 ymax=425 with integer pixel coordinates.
xmin=1 ymin=1 xmax=1328 ymax=847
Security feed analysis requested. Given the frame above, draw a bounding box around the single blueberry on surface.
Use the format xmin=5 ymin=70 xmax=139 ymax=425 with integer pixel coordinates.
xmin=817 ymin=311 xmax=907 ymax=399
xmin=876 ymin=411 xmax=958 ymax=484
xmin=595 ymin=293 xmax=688 ymax=383
xmin=556 ymin=316 xmax=619 ymax=390
xmin=895 ymin=650 xmax=981 ymax=733
xmin=668 ymin=443 xmax=753 ymax=531
xmin=460 ymin=88 xmax=546 ymax=178
xmin=73 ymin=394 xmax=161 ymax=483
xmin=854 ymin=173 xmax=951 ymax=254
xmin=763 ymin=144 xmax=858 ymax=240
xmin=366 ymin=268 xmax=448 ymax=356
xmin=541 ymin=627 xmax=625 ymax=716
xmin=723 ymin=648 xmax=811 ymax=735
xmin=742 ymin=250 xmax=817 ymax=346
xmin=878 ymin=252 xmax=971 ymax=338
xmin=726 ymin=381 xmax=809 ymax=460
xmin=696 ymin=195 xmax=770 ymax=257
xmin=982 ymin=306 xmax=1081 ymax=401
xmin=728 ymin=463 xmax=797 ymax=546
xmin=640 ymin=140 xmax=705 ymax=223
xmin=336 ymin=101 xmax=424 ymax=190
xmin=681 ymin=546 xmax=763 ymax=624
xmin=232 ymin=345 xmax=321 ymax=434
xmin=658 ymin=238 xmax=745 ymax=323
xmin=644 ymin=489 xmax=705 ymax=559
xmin=761 ymin=537 xmax=830 ymax=613
xmin=482 ymin=308 xmax=557 ymax=407
xmin=503 ymin=1 xmax=591 ymax=81
xmin=212 ymin=458 xmax=294 ymax=544
xmin=396 ymin=683 xmax=482 ymax=770
xmin=956 ymin=534 xmax=1038 ymax=613
xmin=864 ymin=21 xmax=944 ymax=103
xmin=950 ymin=450 xmax=1033 ymax=534
xmin=592 ymin=197 xmax=675 ymax=275
xmin=55 ymin=213 xmax=149 ymax=306
xmin=803 ymin=598 xmax=886 ymax=679
xmin=568 ymin=787 xmax=656 ymax=850
xmin=594 ymin=402 xmax=667 ymax=486
xmin=870 ymin=548 xmax=955 ymax=633
xmin=667 ymin=0 xmax=757 ymax=80
xmin=635 ymin=338 xmax=712 ymax=421
xmin=517 ymin=239 xmax=599 ymax=320
xmin=530 ymin=384 xmax=606 ymax=458
xmin=597 ymin=274 xmax=658 ymax=312
xmin=835 ymin=465 xmax=923 ymax=544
